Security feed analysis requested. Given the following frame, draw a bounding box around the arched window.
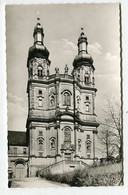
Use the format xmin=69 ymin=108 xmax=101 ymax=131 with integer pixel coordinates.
xmin=86 ymin=140 xmax=91 ymax=153
xmin=85 ymin=74 xmax=90 ymax=84
xmin=38 ymin=138 xmax=44 ymax=151
xmin=62 ymin=90 xmax=72 ymax=106
xmin=38 ymin=66 xmax=43 ymax=76
xmin=64 ymin=127 xmax=71 ymax=143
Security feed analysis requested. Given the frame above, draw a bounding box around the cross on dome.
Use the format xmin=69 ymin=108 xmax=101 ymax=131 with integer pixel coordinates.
xmin=80 ymin=27 xmax=85 ymax=36
xmin=37 ymin=11 xmax=40 ymax=21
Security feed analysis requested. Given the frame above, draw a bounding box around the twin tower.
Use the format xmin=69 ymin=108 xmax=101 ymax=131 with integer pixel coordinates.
xmin=26 ymin=20 xmax=99 ymax=176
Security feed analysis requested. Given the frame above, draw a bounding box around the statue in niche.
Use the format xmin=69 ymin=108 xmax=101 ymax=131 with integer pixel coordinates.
xmin=78 ymin=139 xmax=81 ymax=151
xmin=50 ymin=95 xmax=55 ymax=107
xmin=76 ymin=95 xmax=81 ymax=109
xmin=92 ymin=77 xmax=95 ymax=85
xmin=64 ymin=64 xmax=69 ymax=74
xmin=51 ymin=138 xmax=55 ymax=149
xmin=55 ymin=67 xmax=59 ymax=75
xmin=86 ymin=140 xmax=91 ymax=153
xmin=38 ymin=138 xmax=43 ymax=151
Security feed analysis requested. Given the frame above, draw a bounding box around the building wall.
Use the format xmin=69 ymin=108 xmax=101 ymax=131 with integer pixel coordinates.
xmin=9 ymin=146 xmax=28 ymax=156
xmin=27 ymin=73 xmax=97 ymax=176
xmin=8 ymin=146 xmax=28 ymax=178
xmin=26 ymin=23 xmax=99 ymax=176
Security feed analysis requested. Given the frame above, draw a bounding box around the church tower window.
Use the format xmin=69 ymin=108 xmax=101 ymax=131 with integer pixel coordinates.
xmin=86 ymin=104 xmax=89 ymax=112
xmin=38 ymin=90 xmax=42 ymax=95
xmin=38 ymin=97 xmax=43 ymax=107
xmin=38 ymin=66 xmax=43 ymax=76
xmin=64 ymin=127 xmax=71 ymax=143
xmin=86 ymin=96 xmax=89 ymax=101
xmin=85 ymin=74 xmax=90 ymax=84
xmin=62 ymin=90 xmax=72 ymax=106
xmin=23 ymin=148 xmax=27 ymax=154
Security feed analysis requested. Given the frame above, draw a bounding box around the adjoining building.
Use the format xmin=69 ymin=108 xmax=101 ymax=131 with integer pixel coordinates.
xmin=8 ymin=131 xmax=28 ymax=178
xmin=8 ymin=19 xmax=99 ymax=178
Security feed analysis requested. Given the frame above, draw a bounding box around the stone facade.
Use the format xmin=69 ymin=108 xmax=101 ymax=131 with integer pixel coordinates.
xmin=26 ymin=22 xmax=99 ymax=177
xmin=8 ymin=21 xmax=99 ymax=178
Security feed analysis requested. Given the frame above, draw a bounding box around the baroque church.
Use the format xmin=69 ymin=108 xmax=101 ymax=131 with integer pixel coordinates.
xmin=8 ymin=19 xmax=99 ymax=178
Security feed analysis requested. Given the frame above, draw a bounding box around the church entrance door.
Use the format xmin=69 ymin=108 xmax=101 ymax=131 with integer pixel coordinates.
xmin=15 ymin=164 xmax=25 ymax=178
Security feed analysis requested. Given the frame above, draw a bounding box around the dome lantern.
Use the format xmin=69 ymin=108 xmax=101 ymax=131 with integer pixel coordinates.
xmin=27 ymin=18 xmax=50 ymax=63
xmin=33 ymin=17 xmax=44 ymax=45
xmin=73 ymin=28 xmax=94 ymax=69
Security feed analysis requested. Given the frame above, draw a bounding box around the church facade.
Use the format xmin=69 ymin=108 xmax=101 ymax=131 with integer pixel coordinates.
xmin=8 ymin=20 xmax=99 ymax=177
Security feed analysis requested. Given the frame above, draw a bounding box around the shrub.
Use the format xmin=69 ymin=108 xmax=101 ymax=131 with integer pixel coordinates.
xmin=61 ymin=172 xmax=73 ymax=184
xmin=39 ymin=164 xmax=122 ymax=186
xmin=71 ymin=169 xmax=88 ymax=186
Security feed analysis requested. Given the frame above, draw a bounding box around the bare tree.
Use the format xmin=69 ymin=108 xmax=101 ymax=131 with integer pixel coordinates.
xmin=98 ymin=98 xmax=122 ymax=162
xmin=98 ymin=124 xmax=116 ymax=159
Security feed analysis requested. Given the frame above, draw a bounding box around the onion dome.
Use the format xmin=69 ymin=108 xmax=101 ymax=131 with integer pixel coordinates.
xmin=73 ymin=28 xmax=93 ymax=69
xmin=28 ymin=19 xmax=50 ymax=62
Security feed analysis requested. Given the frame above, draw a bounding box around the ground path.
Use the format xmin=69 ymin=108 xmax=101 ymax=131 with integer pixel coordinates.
xmin=11 ymin=177 xmax=69 ymax=188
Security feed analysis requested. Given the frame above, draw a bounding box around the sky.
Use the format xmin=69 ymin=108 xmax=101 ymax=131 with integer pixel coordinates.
xmin=6 ymin=3 xmax=120 ymax=132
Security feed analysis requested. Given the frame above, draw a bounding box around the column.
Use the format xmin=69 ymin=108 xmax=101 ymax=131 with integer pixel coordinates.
xmin=55 ymin=79 xmax=60 ymax=109
xmin=46 ymin=87 xmax=49 ymax=110
xmin=30 ymin=124 xmax=36 ymax=156
xmin=46 ymin=126 xmax=50 ymax=156
xmin=29 ymin=124 xmax=36 ymax=177
xmin=74 ymin=123 xmax=79 ymax=160
xmin=56 ymin=121 xmax=61 ymax=162
xmin=92 ymin=92 xmax=96 ymax=115
xmin=93 ymin=131 xmax=96 ymax=160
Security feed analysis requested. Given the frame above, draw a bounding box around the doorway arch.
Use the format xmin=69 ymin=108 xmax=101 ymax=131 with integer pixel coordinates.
xmin=14 ymin=159 xmax=27 ymax=178
xmin=15 ymin=164 xmax=25 ymax=178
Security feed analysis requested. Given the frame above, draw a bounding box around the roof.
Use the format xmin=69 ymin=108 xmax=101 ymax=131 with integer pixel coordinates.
xmin=8 ymin=131 xmax=27 ymax=146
